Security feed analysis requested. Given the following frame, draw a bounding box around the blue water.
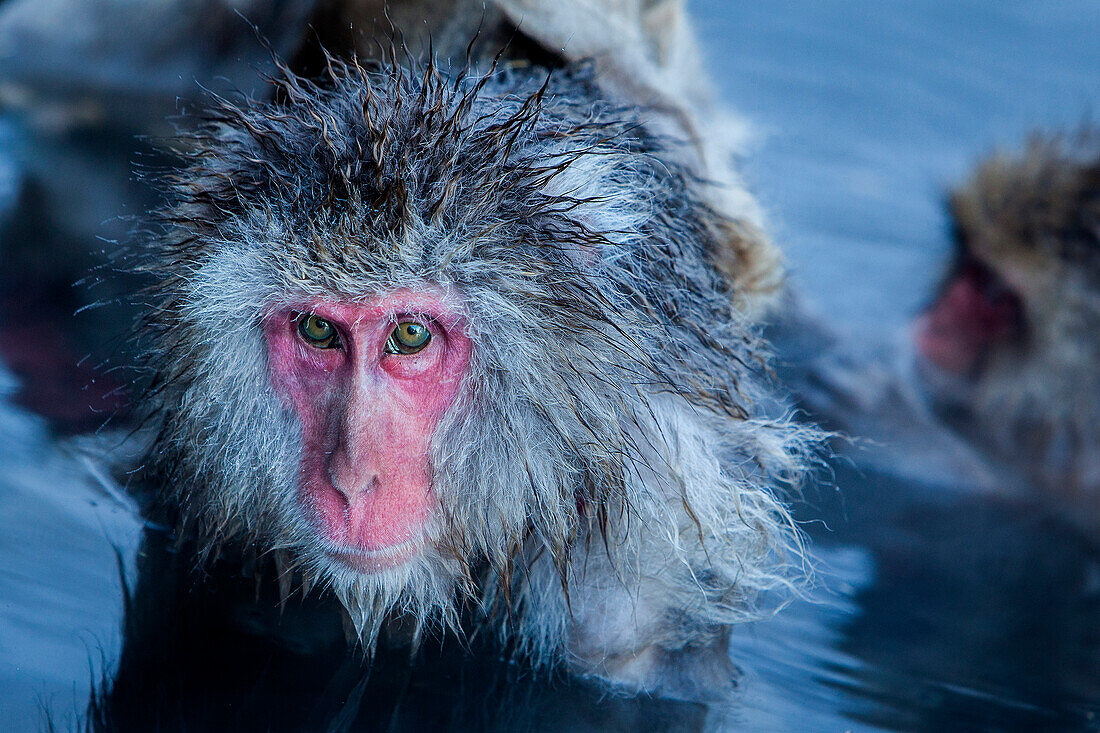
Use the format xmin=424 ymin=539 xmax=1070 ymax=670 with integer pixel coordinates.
xmin=694 ymin=0 xmax=1100 ymax=337
xmin=0 ymin=372 xmax=140 ymax=731
xmin=1 ymin=1 xmax=1099 ymax=730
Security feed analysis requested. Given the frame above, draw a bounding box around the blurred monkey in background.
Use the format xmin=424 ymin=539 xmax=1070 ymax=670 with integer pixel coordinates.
xmin=915 ymin=129 xmax=1100 ymax=537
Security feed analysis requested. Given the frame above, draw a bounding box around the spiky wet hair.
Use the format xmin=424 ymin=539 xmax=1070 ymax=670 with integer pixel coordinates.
xmin=140 ymin=55 xmax=811 ymax=662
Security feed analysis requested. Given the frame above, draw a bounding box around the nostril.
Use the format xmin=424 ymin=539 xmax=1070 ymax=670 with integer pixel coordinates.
xmin=335 ymin=488 xmax=350 ymax=521
xmin=327 ymin=465 xmax=380 ymax=500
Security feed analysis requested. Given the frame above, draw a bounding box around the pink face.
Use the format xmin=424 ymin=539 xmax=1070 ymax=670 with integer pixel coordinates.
xmin=914 ymin=264 xmax=1021 ymax=375
xmin=263 ymin=290 xmax=472 ymax=573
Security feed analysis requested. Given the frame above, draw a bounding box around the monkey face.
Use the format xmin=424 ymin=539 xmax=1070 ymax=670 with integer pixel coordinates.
xmin=263 ymin=290 xmax=472 ymax=574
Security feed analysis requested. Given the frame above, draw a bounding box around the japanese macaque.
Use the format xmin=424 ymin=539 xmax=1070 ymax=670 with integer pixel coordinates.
xmin=133 ymin=38 xmax=814 ymax=698
xmin=915 ymin=130 xmax=1100 ymax=535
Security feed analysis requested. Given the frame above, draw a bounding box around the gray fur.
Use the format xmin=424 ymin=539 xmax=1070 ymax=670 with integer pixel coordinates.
xmin=139 ymin=55 xmax=816 ymax=696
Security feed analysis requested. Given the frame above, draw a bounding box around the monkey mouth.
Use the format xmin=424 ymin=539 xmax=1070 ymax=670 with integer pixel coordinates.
xmin=322 ymin=533 xmax=426 ymax=574
xmin=915 ymin=257 xmax=1024 ymax=377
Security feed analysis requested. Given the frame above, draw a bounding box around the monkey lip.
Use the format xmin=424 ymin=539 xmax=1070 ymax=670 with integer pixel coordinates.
xmin=323 ymin=534 xmax=425 ymax=573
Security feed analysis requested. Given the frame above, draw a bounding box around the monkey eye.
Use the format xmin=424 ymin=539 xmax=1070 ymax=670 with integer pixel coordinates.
xmin=297 ymin=314 xmax=340 ymax=349
xmin=385 ymin=322 xmax=431 ymax=355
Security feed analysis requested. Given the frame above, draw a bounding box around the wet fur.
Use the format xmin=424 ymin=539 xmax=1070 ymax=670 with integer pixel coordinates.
xmin=137 ymin=55 xmax=815 ymax=695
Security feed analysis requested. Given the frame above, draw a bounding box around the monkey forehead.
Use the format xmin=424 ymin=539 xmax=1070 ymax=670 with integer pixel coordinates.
xmin=280 ymin=288 xmax=468 ymax=331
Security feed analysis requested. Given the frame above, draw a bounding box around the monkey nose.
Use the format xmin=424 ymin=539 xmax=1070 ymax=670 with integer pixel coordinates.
xmin=327 ymin=462 xmax=381 ymax=501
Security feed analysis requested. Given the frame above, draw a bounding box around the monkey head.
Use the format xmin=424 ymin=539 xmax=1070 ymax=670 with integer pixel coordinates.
xmin=141 ymin=57 xmax=809 ymax=673
xmin=914 ymin=130 xmax=1100 ymax=525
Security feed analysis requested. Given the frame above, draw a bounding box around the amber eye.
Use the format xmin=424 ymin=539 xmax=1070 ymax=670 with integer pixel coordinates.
xmin=385 ymin=321 xmax=431 ymax=355
xmin=297 ymin=314 xmax=339 ymax=348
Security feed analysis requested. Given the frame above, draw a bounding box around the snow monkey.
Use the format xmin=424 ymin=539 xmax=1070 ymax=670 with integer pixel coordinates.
xmin=915 ymin=129 xmax=1100 ymax=537
xmin=132 ymin=3 xmax=813 ymax=700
